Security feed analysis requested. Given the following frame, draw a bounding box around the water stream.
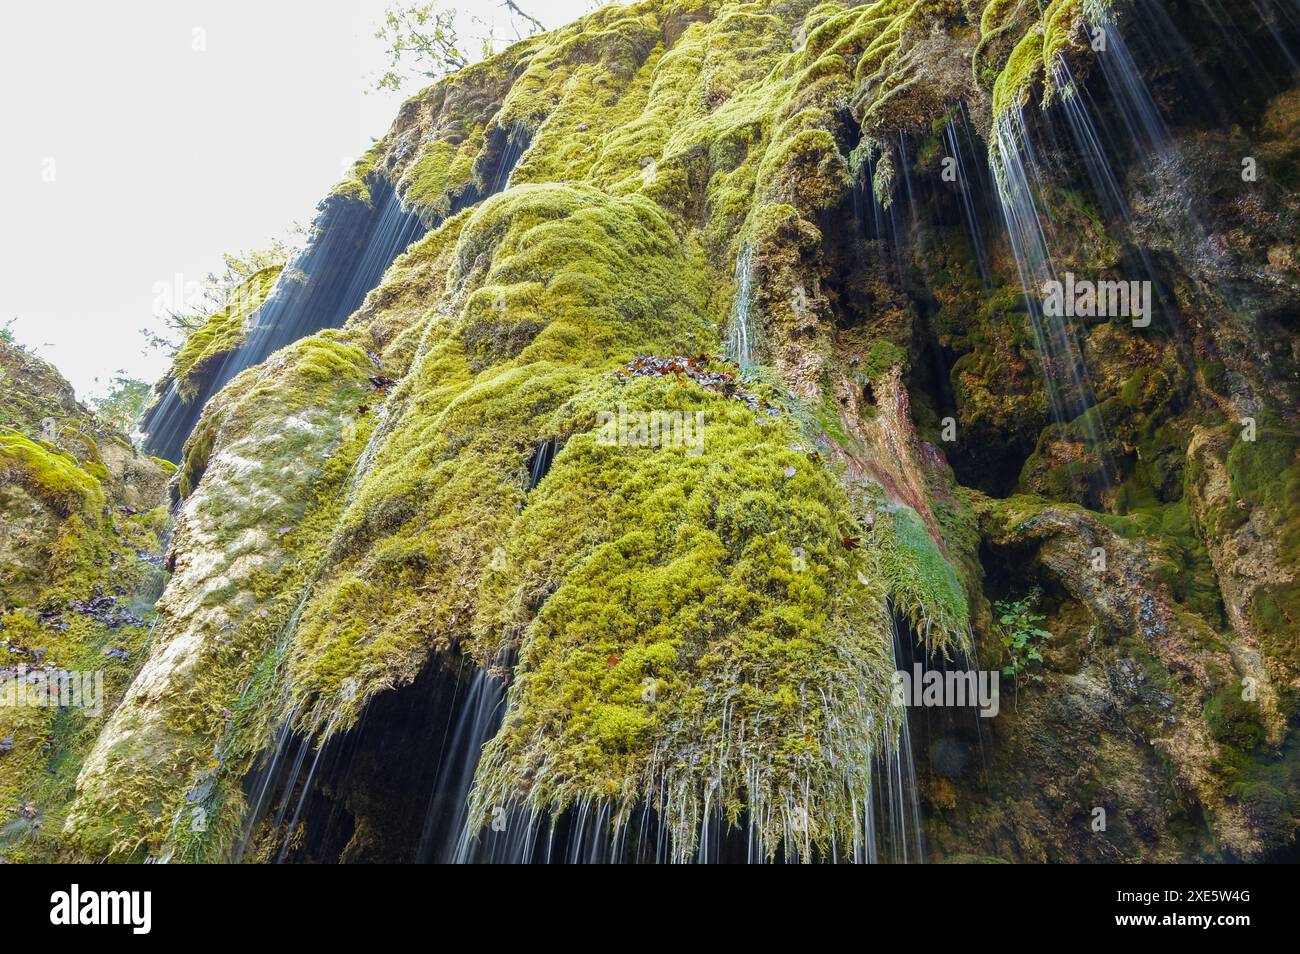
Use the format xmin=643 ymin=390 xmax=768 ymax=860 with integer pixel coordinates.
xmin=723 ymin=243 xmax=758 ymax=366
xmin=142 ymin=180 xmax=426 ymax=461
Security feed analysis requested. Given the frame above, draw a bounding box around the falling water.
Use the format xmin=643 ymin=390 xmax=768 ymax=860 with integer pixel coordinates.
xmin=241 ymin=428 xmax=534 ymax=862
xmin=443 ymin=743 xmax=927 ymax=863
xmin=526 ymin=438 xmax=556 ymax=491
xmin=441 ymin=618 xmax=930 ymax=864
xmin=875 ymin=618 xmax=926 ymax=864
xmin=1054 ymin=53 xmax=1185 ymax=341
xmin=417 ymin=667 xmax=507 ymax=863
xmin=142 ymin=124 xmax=535 ymax=463
xmin=724 ymin=243 xmax=758 ymax=366
xmin=945 ymin=104 xmax=995 ymax=284
xmin=854 ymin=146 xmax=910 ymax=281
xmin=141 ymin=180 xmax=426 ymax=462
xmin=1090 ymin=16 xmax=1169 ymax=157
xmin=982 ymin=0 xmax=1291 ymax=497
xmin=991 ymin=107 xmax=1101 ymax=427
xmin=487 ymin=125 xmax=529 ymax=196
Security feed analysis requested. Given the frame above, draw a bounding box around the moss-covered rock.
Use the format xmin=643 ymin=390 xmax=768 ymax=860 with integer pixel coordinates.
xmin=0 ymin=343 xmax=169 ymax=863
xmin=169 ymin=266 xmax=283 ymax=403
xmin=26 ymin=0 xmax=1300 ymax=862
xmin=67 ymin=334 xmax=377 ymax=859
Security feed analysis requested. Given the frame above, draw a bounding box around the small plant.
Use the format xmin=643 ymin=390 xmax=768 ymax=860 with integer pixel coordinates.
xmin=994 ymin=587 xmax=1052 ymax=689
xmin=91 ymin=374 xmax=152 ymax=436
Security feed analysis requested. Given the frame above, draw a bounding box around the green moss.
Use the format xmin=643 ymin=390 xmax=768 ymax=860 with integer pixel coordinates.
xmin=282 ymin=182 xmax=718 ymax=732
xmin=1209 ymin=704 xmax=1300 ymax=851
xmin=0 ymin=429 xmax=104 ymax=519
xmin=862 ymin=338 xmax=909 ymax=379
xmin=993 ymin=31 xmax=1044 ymax=119
xmin=986 ymin=0 xmax=1100 ymax=119
xmin=1225 ymin=413 xmax=1300 ymax=649
xmin=332 ymin=139 xmax=388 ymax=206
xmin=468 ymin=376 xmax=902 ymax=859
xmin=0 ymin=343 xmax=83 ymax=435
xmin=858 ymin=482 xmax=970 ymax=647
xmin=237 ymin=30 xmax=976 ymax=853
xmin=1205 ymin=683 xmax=1267 ymax=751
xmin=1117 ymin=501 xmax=1223 ymax=623
xmin=0 ymin=344 xmax=170 ymax=862
xmin=170 ymin=265 xmax=283 ymax=402
xmin=65 ymin=331 xmax=376 ymax=861
xmin=403 ymin=126 xmax=486 ymax=217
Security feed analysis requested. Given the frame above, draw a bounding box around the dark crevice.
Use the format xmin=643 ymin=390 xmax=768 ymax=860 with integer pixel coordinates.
xmin=526 ymin=437 xmax=557 ymax=491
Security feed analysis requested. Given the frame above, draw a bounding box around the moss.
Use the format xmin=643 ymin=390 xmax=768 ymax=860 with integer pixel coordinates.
xmin=1117 ymin=500 xmax=1223 ymax=623
xmin=281 ymin=182 xmax=719 ymax=732
xmin=1210 ymin=710 xmax=1300 ymax=852
xmin=1205 ymin=683 xmax=1267 ymax=752
xmin=1224 ymin=412 xmax=1300 ymax=650
xmin=857 ymin=481 xmax=970 ymax=647
xmin=467 ymin=376 xmax=904 ymax=859
xmin=65 ymin=331 xmax=376 ymax=860
xmin=0 ymin=345 xmax=170 ymax=862
xmin=0 ymin=429 xmax=104 ymax=519
xmin=403 ymin=125 xmax=486 ymax=217
xmin=223 ymin=14 xmax=979 ymax=854
xmin=984 ymin=0 xmax=1105 ymax=119
xmin=332 ymin=139 xmax=388 ymax=206
xmin=170 ymin=266 xmax=283 ymax=403
xmin=0 ymin=344 xmax=83 ymax=435
xmin=992 ymin=31 xmax=1044 ymax=119
xmin=862 ymin=338 xmax=909 ymax=379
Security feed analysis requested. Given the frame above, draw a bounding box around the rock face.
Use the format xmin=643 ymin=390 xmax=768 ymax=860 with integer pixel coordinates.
xmin=0 ymin=342 xmax=171 ymax=862
xmin=5 ymin=0 xmax=1296 ymax=862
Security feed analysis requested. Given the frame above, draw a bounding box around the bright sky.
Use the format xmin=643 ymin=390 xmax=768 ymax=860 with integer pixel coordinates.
xmin=0 ymin=0 xmax=594 ymax=400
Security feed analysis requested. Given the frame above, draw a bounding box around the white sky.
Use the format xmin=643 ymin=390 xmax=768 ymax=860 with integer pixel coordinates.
xmin=0 ymin=0 xmax=594 ymax=399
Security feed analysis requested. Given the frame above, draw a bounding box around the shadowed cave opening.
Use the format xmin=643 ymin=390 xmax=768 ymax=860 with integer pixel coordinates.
xmin=242 ymin=617 xmax=958 ymax=863
xmin=240 ymin=656 xmax=481 ymax=863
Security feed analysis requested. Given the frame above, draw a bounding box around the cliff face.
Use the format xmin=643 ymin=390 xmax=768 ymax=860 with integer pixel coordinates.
xmin=4 ymin=0 xmax=1296 ymax=862
xmin=0 ymin=343 xmax=171 ymax=862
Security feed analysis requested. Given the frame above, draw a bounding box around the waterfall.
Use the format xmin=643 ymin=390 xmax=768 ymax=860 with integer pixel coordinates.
xmin=141 ymin=181 xmax=425 ymax=462
xmin=1090 ymin=19 xmax=1169 ymax=157
xmin=142 ymin=124 xmax=536 ymax=463
xmin=991 ymin=107 xmax=1108 ymax=431
xmin=945 ymin=104 xmax=994 ymax=285
xmin=853 ymin=142 xmax=910 ymax=284
xmin=418 ymin=667 xmax=508 ymax=863
xmin=526 ymin=438 xmax=556 ymax=491
xmin=439 ymin=620 xmax=930 ymax=865
xmin=723 ymin=243 xmax=758 ymax=366
xmin=877 ymin=619 xmax=929 ymax=863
